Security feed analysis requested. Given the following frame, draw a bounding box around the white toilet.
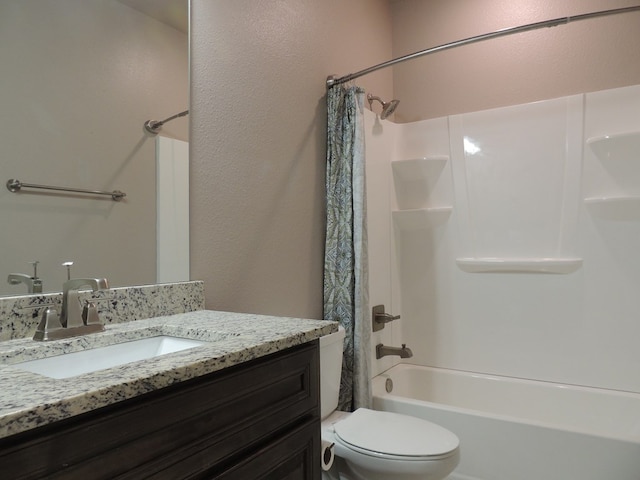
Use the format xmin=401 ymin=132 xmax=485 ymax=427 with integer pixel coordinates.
xmin=320 ymin=327 xmax=460 ymax=480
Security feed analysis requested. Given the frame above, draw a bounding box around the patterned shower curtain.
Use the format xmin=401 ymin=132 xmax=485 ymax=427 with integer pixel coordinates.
xmin=324 ymin=85 xmax=371 ymax=411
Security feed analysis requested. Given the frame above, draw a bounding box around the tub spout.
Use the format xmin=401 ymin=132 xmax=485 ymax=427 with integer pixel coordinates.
xmin=376 ymin=343 xmax=413 ymax=359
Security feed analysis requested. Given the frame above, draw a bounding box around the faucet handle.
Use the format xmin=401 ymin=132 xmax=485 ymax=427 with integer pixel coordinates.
xmin=62 ymin=261 xmax=74 ymax=280
xmin=82 ymin=301 xmax=101 ymax=325
xmin=33 ymin=306 xmax=63 ymax=341
xmin=372 ymin=305 xmax=401 ymax=332
xmin=28 ymin=260 xmax=39 ymax=277
xmin=28 ymin=261 xmax=43 ymax=293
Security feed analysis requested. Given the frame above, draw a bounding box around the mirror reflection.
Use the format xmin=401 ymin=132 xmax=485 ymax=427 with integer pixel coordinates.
xmin=0 ymin=0 xmax=189 ymax=297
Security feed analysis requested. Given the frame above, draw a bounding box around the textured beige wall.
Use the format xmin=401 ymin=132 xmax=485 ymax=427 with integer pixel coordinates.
xmin=190 ymin=0 xmax=393 ymax=317
xmin=0 ymin=1 xmax=187 ymax=296
xmin=390 ymin=0 xmax=640 ymax=122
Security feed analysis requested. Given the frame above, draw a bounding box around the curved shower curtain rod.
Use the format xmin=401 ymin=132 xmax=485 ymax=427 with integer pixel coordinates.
xmin=326 ymin=5 xmax=640 ymax=88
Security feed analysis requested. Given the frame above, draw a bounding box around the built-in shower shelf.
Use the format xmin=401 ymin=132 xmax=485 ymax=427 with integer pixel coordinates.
xmin=391 ymin=156 xmax=448 ymax=181
xmin=456 ymin=257 xmax=583 ymax=274
xmin=584 ymin=195 xmax=640 ymax=219
xmin=584 ymin=195 xmax=640 ymax=205
xmin=587 ymin=131 xmax=640 ymax=162
xmin=392 ymin=206 xmax=452 ymax=230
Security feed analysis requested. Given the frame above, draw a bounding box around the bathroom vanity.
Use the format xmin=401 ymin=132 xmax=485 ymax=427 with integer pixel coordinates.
xmin=0 ymin=301 xmax=336 ymax=479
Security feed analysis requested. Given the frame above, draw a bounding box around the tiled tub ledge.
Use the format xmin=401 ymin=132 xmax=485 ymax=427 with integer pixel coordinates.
xmin=0 ymin=281 xmax=205 ymax=341
xmin=0 ymin=309 xmax=337 ymax=439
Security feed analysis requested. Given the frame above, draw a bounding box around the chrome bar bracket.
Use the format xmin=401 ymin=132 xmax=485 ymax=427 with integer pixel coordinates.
xmin=144 ymin=109 xmax=189 ymax=135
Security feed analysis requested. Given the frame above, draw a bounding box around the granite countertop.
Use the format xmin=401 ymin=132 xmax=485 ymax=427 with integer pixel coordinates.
xmin=0 ymin=310 xmax=337 ymax=439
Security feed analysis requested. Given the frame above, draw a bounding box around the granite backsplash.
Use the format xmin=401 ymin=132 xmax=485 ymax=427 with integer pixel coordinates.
xmin=0 ymin=281 xmax=205 ymax=341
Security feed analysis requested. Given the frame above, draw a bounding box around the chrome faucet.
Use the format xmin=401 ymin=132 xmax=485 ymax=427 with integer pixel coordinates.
xmin=7 ymin=273 xmax=43 ymax=294
xmin=7 ymin=261 xmax=43 ymax=294
xmin=60 ymin=278 xmax=108 ymax=328
xmin=33 ymin=277 xmax=109 ymax=341
xmin=376 ymin=343 xmax=413 ymax=359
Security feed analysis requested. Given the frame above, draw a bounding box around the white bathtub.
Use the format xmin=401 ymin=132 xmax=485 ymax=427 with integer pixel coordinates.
xmin=372 ymin=364 xmax=640 ymax=480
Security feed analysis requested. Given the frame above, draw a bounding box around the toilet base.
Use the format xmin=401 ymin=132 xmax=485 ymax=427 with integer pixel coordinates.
xmin=321 ymin=455 xmax=357 ymax=480
xmin=322 ymin=454 xmax=458 ymax=480
xmin=342 ymin=449 xmax=460 ymax=480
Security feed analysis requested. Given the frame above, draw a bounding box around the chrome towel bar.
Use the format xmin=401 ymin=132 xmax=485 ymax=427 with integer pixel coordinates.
xmin=6 ymin=178 xmax=126 ymax=201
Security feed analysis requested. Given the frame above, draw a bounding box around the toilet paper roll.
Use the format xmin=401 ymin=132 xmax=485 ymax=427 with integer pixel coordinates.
xmin=321 ymin=440 xmax=335 ymax=471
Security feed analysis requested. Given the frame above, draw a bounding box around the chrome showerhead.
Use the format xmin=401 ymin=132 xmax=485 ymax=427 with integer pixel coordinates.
xmin=367 ymin=93 xmax=400 ymax=120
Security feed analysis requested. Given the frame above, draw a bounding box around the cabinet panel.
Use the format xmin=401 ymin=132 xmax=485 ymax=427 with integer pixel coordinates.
xmin=215 ymin=418 xmax=319 ymax=480
xmin=181 ymin=417 xmax=319 ymax=480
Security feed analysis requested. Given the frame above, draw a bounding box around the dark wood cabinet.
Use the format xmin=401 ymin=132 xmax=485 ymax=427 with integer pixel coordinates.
xmin=0 ymin=341 xmax=320 ymax=479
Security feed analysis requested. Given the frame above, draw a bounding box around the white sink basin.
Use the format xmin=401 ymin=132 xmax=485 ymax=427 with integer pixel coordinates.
xmin=14 ymin=336 xmax=206 ymax=379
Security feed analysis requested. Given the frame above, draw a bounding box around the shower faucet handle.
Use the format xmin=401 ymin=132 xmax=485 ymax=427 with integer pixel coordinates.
xmin=372 ymin=304 xmax=401 ymax=332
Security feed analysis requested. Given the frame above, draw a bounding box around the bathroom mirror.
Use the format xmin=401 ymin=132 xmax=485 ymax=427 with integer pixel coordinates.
xmin=0 ymin=0 xmax=189 ymax=297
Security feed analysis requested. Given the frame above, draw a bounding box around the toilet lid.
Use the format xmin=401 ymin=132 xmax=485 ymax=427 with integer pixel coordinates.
xmin=333 ymin=408 xmax=459 ymax=458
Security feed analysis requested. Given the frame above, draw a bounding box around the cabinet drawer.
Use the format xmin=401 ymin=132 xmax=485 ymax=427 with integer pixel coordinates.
xmin=213 ymin=417 xmax=320 ymax=480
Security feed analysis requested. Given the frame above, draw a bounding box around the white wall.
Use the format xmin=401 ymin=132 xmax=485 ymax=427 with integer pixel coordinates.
xmin=0 ymin=1 xmax=188 ymax=295
xmin=368 ymin=84 xmax=640 ymax=393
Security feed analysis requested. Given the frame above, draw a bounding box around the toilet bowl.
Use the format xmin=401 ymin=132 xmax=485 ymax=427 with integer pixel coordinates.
xmin=322 ymin=408 xmax=459 ymax=480
xmin=320 ymin=327 xmax=459 ymax=480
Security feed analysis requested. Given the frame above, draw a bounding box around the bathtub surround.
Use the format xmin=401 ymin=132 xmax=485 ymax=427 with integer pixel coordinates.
xmin=449 ymin=94 xmax=584 ymax=267
xmin=366 ymin=84 xmax=640 ymax=395
xmin=324 ymin=85 xmax=372 ymax=411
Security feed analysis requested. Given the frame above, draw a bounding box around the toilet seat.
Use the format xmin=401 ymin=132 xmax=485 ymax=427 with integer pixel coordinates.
xmin=332 ymin=408 xmax=459 ymax=461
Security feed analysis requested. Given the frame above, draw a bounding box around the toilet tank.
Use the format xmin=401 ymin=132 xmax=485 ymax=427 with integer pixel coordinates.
xmin=319 ymin=326 xmax=345 ymax=419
